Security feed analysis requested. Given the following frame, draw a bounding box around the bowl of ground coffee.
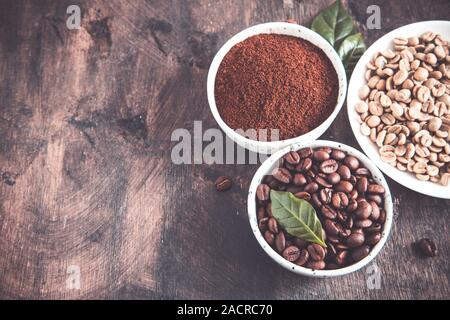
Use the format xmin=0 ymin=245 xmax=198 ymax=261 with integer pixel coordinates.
xmin=208 ymin=22 xmax=347 ymax=154
xmin=248 ymin=140 xmax=393 ymax=277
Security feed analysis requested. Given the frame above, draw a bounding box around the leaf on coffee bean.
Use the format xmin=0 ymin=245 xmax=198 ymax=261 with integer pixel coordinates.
xmin=337 ymin=33 xmax=366 ymax=77
xmin=270 ymin=190 xmax=326 ymax=247
xmin=311 ymin=0 xmax=354 ymax=48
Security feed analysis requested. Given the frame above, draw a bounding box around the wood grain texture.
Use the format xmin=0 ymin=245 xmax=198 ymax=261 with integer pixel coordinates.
xmin=0 ymin=0 xmax=449 ymax=299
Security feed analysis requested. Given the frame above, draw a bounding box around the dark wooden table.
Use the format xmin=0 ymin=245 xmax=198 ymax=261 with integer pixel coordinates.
xmin=0 ymin=0 xmax=449 ymax=300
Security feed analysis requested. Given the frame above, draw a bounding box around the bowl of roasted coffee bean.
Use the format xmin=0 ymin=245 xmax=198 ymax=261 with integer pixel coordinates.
xmin=248 ymin=140 xmax=393 ymax=277
xmin=207 ymin=22 xmax=347 ymax=154
xmin=347 ymin=21 xmax=450 ymax=199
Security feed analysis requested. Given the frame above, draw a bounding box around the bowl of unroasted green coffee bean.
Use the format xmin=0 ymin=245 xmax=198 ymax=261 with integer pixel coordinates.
xmin=248 ymin=140 xmax=393 ymax=277
xmin=347 ymin=21 xmax=450 ymax=199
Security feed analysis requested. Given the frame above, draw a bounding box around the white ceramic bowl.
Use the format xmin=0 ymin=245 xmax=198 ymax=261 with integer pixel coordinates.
xmin=207 ymin=22 xmax=347 ymax=154
xmin=347 ymin=21 xmax=450 ymax=199
xmin=248 ymin=140 xmax=393 ymax=277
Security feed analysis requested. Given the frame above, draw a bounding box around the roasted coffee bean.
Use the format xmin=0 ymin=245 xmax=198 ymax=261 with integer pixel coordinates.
xmin=272 ymin=167 xmax=292 ymax=184
xmin=264 ymin=230 xmax=275 ymax=246
xmin=327 ymin=172 xmax=341 ymax=185
xmin=335 ymin=251 xmax=349 ymax=266
xmin=354 ymin=219 xmax=373 ymax=228
xmin=275 ymin=232 xmax=286 ymax=252
xmin=331 ymin=149 xmax=346 ymax=161
xmin=335 ymin=181 xmax=354 ymax=193
xmin=298 ymin=147 xmax=313 ymax=158
xmin=305 ymin=260 xmax=326 ymax=270
xmin=324 ymin=219 xmax=340 ymax=236
xmin=344 ymin=156 xmax=360 ymax=171
xmin=345 ymin=216 xmax=354 ymax=229
xmin=310 ymin=193 xmax=321 ymax=208
xmin=321 ymin=205 xmax=337 ymax=219
xmin=296 ymin=158 xmax=313 ymax=172
xmin=347 ymin=232 xmax=365 ymax=247
xmin=313 ymin=150 xmax=330 ymax=162
xmin=293 ymin=238 xmax=308 ymax=249
xmin=259 ymin=217 xmax=269 ymax=231
xmin=369 ymin=201 xmax=380 ymax=221
xmin=340 ymin=192 xmax=350 ymax=207
xmin=366 ymin=194 xmax=383 ymax=205
xmin=304 ymin=182 xmax=319 ymax=194
xmin=268 ymin=218 xmax=279 ymax=234
xmin=319 ymin=159 xmax=338 ymax=174
xmin=347 ymin=199 xmax=358 ymax=212
xmin=355 ymin=200 xmax=373 ymax=219
xmin=332 ymin=192 xmax=349 ymax=209
xmin=417 ymin=238 xmax=437 ymax=257
xmin=294 ymin=249 xmax=309 ymax=266
xmin=257 ymin=207 xmax=266 ymax=220
xmin=284 ymin=151 xmax=301 ymax=165
xmin=318 ymin=147 xmax=332 ymax=153
xmin=215 ymin=176 xmax=232 ymax=191
xmin=307 ymin=243 xmax=326 ymax=261
xmin=365 ymin=223 xmax=382 ymax=234
xmin=349 ymin=190 xmax=359 ymax=200
xmin=256 ymin=184 xmax=270 ymax=201
xmin=356 ymin=177 xmax=368 ymax=194
xmin=337 ymin=165 xmax=351 ymax=180
xmin=355 ymin=167 xmax=371 ymax=176
xmin=351 ymin=245 xmax=370 ymax=261
xmin=365 ymin=232 xmax=381 ymax=245
xmin=293 ymin=173 xmax=307 ymax=186
xmin=320 ymin=188 xmax=333 ymax=204
xmin=367 ymin=184 xmax=385 ymax=194
xmin=349 ymin=175 xmax=357 ymax=186
xmin=294 ymin=191 xmax=311 ymax=201
xmin=282 ymin=245 xmax=301 ymax=261
xmin=315 ymin=176 xmax=332 ymax=188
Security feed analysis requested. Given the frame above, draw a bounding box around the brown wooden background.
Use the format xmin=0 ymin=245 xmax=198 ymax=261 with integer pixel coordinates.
xmin=0 ymin=0 xmax=449 ymax=299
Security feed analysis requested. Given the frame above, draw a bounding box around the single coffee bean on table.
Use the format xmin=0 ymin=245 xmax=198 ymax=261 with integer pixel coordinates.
xmin=215 ymin=34 xmax=339 ymax=140
xmin=417 ymin=238 xmax=438 ymax=257
xmin=256 ymin=147 xmax=387 ymax=270
xmin=215 ymin=176 xmax=232 ymax=191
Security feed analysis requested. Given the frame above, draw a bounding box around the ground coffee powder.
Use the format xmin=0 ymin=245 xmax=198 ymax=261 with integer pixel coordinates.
xmin=215 ymin=34 xmax=339 ymax=140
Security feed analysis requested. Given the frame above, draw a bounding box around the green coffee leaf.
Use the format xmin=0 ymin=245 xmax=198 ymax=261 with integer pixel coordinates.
xmin=337 ymin=32 xmax=366 ymax=76
xmin=270 ymin=190 xmax=326 ymax=247
xmin=311 ymin=0 xmax=354 ymax=48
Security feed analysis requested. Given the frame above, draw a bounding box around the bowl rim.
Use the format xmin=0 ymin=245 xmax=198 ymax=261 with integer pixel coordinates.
xmin=347 ymin=20 xmax=450 ymax=199
xmin=247 ymin=140 xmax=394 ymax=277
xmin=207 ymin=22 xmax=348 ymax=153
